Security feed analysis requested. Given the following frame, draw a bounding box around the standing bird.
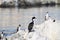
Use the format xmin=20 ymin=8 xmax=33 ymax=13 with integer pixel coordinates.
xmin=28 ymin=17 xmax=36 ymax=32
xmin=17 ymin=24 xmax=21 ymax=32
xmin=45 ymin=12 xmax=49 ymax=20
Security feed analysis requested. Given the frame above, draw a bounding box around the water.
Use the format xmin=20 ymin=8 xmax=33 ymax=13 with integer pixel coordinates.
xmin=0 ymin=6 xmax=60 ymax=36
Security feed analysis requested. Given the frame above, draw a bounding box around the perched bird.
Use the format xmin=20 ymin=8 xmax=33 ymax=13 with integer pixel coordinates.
xmin=28 ymin=17 xmax=36 ymax=32
xmin=45 ymin=12 xmax=49 ymax=20
xmin=17 ymin=24 xmax=21 ymax=32
xmin=0 ymin=32 xmax=3 ymax=39
xmin=1 ymin=32 xmax=4 ymax=39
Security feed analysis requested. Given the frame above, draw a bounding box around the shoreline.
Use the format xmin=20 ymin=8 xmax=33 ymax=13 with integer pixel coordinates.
xmin=0 ymin=3 xmax=60 ymax=8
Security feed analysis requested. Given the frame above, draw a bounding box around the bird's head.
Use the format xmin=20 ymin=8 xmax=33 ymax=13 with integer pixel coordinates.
xmin=19 ymin=24 xmax=21 ymax=26
xmin=32 ymin=17 xmax=36 ymax=20
xmin=46 ymin=12 xmax=48 ymax=13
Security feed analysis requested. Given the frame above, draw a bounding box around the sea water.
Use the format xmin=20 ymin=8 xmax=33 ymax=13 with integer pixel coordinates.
xmin=0 ymin=5 xmax=60 ymax=36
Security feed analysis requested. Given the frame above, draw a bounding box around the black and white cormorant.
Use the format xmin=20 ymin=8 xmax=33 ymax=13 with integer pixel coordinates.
xmin=28 ymin=17 xmax=36 ymax=32
xmin=17 ymin=24 xmax=21 ymax=32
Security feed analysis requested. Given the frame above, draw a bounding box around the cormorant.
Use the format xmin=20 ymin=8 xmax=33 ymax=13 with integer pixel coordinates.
xmin=17 ymin=24 xmax=21 ymax=32
xmin=45 ymin=12 xmax=49 ymax=20
xmin=28 ymin=17 xmax=36 ymax=32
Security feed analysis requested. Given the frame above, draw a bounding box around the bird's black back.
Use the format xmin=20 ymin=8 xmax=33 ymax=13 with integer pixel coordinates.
xmin=28 ymin=21 xmax=34 ymax=32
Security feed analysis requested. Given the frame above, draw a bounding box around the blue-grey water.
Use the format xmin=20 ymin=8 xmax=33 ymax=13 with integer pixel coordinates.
xmin=0 ymin=6 xmax=60 ymax=36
